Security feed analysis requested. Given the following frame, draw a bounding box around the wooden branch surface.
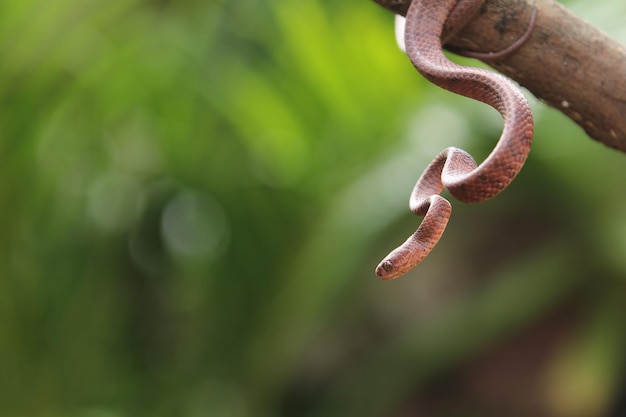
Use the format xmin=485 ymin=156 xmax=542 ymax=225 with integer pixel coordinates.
xmin=372 ymin=0 xmax=626 ymax=152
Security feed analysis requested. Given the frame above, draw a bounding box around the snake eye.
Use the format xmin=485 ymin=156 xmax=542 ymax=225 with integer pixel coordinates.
xmin=382 ymin=260 xmax=394 ymax=272
xmin=375 ymin=260 xmax=394 ymax=277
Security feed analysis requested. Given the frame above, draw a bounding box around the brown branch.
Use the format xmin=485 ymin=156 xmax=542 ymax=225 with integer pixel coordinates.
xmin=373 ymin=0 xmax=626 ymax=152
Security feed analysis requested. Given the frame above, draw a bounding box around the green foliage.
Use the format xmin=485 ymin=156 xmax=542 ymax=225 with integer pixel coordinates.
xmin=1 ymin=0 xmax=625 ymax=416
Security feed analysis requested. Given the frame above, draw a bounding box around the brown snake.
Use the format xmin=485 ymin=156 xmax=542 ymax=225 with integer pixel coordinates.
xmin=376 ymin=0 xmax=535 ymax=280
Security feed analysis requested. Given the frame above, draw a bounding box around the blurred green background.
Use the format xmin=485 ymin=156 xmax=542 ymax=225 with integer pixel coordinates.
xmin=2 ymin=0 xmax=626 ymax=416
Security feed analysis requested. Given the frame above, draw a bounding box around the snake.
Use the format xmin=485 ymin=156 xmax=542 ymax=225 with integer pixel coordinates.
xmin=375 ymin=0 xmax=535 ymax=280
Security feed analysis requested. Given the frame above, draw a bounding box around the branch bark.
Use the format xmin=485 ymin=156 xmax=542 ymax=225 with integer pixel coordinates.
xmin=373 ymin=0 xmax=626 ymax=152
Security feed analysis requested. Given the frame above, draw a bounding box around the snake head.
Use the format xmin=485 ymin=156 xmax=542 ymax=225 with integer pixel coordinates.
xmin=376 ymin=255 xmax=408 ymax=280
xmin=375 ymin=246 xmax=418 ymax=280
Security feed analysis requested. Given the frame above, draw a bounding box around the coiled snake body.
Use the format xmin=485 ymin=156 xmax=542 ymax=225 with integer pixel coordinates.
xmin=376 ymin=0 xmax=534 ymax=280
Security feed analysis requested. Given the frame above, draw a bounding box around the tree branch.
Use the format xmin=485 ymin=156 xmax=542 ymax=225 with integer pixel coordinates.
xmin=373 ymin=0 xmax=626 ymax=152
